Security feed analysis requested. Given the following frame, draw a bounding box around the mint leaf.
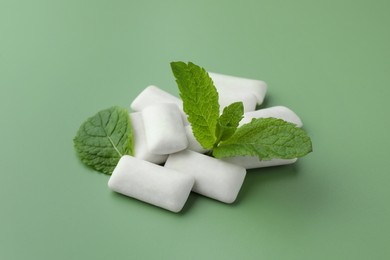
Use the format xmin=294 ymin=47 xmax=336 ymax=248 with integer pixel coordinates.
xmin=170 ymin=61 xmax=312 ymax=161
xmin=171 ymin=61 xmax=220 ymax=149
xmin=215 ymin=101 xmax=244 ymax=143
xmin=212 ymin=118 xmax=312 ymax=160
xmin=73 ymin=106 xmax=133 ymax=175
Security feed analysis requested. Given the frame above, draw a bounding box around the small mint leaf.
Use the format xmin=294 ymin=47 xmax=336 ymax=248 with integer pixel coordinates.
xmin=171 ymin=61 xmax=220 ymax=149
xmin=73 ymin=106 xmax=133 ymax=174
xmin=215 ymin=101 xmax=244 ymax=143
xmin=212 ymin=118 xmax=312 ymax=160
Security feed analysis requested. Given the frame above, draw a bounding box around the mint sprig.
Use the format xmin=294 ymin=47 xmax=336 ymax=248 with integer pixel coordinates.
xmin=213 ymin=118 xmax=312 ymax=160
xmin=171 ymin=61 xmax=220 ymax=149
xmin=215 ymin=101 xmax=244 ymax=145
xmin=73 ymin=106 xmax=134 ymax=174
xmin=171 ymin=61 xmax=312 ymax=160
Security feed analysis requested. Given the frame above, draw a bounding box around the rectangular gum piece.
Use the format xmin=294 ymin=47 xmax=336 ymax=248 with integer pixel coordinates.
xmin=209 ymin=72 xmax=267 ymax=105
xmin=131 ymin=85 xmax=189 ymax=125
xmin=130 ymin=112 xmax=168 ymax=164
xmin=240 ymin=106 xmax=303 ymax=127
xmin=142 ymin=103 xmax=188 ymax=155
xmin=165 ymin=150 xmax=246 ymax=204
xmin=108 ymin=155 xmax=195 ymax=213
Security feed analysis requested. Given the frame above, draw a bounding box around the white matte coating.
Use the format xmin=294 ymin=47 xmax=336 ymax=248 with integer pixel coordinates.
xmin=131 ymin=85 xmax=183 ymax=111
xmin=108 ymin=155 xmax=194 ymax=213
xmin=165 ymin=150 xmax=246 ymax=203
xmin=209 ymin=72 xmax=267 ymax=105
xmin=142 ymin=103 xmax=188 ymax=155
xmin=131 ymin=85 xmax=189 ymax=124
xmin=130 ymin=112 xmax=168 ymax=164
xmin=240 ymin=106 xmax=303 ymax=127
xmin=219 ymin=91 xmax=257 ymax=113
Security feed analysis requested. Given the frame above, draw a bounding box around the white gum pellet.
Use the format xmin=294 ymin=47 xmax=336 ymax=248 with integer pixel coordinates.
xmin=131 ymin=85 xmax=183 ymax=111
xmin=222 ymin=157 xmax=298 ymax=169
xmin=142 ymin=103 xmax=188 ymax=155
xmin=240 ymin=106 xmax=303 ymax=127
xmin=165 ymin=150 xmax=246 ymax=204
xmin=219 ymin=91 xmax=257 ymax=113
xmin=108 ymin=156 xmax=194 ymax=213
xmin=184 ymin=125 xmax=208 ymax=154
xmin=209 ymin=72 xmax=267 ymax=105
xmin=130 ymin=112 xmax=168 ymax=164
xmin=131 ymin=85 xmax=189 ymax=124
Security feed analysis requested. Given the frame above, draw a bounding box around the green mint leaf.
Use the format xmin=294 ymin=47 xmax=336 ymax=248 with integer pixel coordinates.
xmin=212 ymin=118 xmax=312 ymax=160
xmin=171 ymin=61 xmax=220 ymax=149
xmin=215 ymin=101 xmax=244 ymax=143
xmin=73 ymin=106 xmax=133 ymax=175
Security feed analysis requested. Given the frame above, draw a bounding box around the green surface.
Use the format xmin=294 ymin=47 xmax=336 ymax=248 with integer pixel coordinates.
xmin=1 ymin=0 xmax=389 ymax=259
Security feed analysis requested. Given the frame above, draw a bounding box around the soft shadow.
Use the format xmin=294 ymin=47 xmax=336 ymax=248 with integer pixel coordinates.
xmin=108 ymin=189 xmax=198 ymax=216
xmin=235 ymin=160 xmax=329 ymax=217
xmin=235 ymin=163 xmax=300 ymax=204
xmin=256 ymin=96 xmax=272 ymax=109
xmin=177 ymin=193 xmax=198 ymax=215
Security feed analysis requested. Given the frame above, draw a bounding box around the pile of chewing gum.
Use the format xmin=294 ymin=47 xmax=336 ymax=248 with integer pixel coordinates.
xmin=108 ymin=72 xmax=303 ymax=212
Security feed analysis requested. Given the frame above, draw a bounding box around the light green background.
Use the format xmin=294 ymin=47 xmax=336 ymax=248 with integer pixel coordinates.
xmin=1 ymin=0 xmax=389 ymax=259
